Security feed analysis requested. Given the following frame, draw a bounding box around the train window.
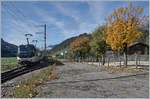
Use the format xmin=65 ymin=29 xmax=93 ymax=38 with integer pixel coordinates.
xmin=18 ymin=44 xmax=36 ymax=58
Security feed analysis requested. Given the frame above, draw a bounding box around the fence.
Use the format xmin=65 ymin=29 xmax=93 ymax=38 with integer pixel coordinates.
xmin=76 ymin=54 xmax=149 ymax=67
xmin=66 ymin=54 xmax=149 ymax=67
xmin=103 ymin=55 xmax=149 ymax=67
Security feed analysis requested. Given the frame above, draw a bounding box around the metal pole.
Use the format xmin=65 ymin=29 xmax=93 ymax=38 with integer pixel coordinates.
xmin=25 ymin=33 xmax=32 ymax=45
xmin=26 ymin=38 xmax=29 ymax=45
xmin=44 ymin=24 xmax=46 ymax=51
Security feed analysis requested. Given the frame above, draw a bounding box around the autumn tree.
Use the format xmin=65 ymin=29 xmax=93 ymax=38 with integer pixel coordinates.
xmin=70 ymin=36 xmax=90 ymax=62
xmin=91 ymin=25 xmax=107 ymax=65
xmin=105 ymin=3 xmax=144 ymax=67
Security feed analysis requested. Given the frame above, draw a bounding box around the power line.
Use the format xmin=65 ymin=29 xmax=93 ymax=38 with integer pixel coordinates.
xmin=2 ymin=6 xmax=21 ymax=22
xmin=3 ymin=3 xmax=36 ymax=45
xmin=3 ymin=3 xmax=34 ymax=27
xmin=11 ymin=3 xmax=27 ymax=18
xmin=8 ymin=3 xmax=32 ymax=27
xmin=3 ymin=3 xmax=48 ymax=48
xmin=11 ymin=3 xmax=31 ymax=24
xmin=36 ymin=24 xmax=47 ymax=51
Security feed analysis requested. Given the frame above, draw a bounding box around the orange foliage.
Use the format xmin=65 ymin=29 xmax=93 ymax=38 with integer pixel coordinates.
xmin=70 ymin=36 xmax=90 ymax=55
xmin=106 ymin=3 xmax=144 ymax=51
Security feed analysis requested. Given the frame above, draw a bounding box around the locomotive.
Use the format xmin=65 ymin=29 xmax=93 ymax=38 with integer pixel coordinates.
xmin=17 ymin=44 xmax=45 ymax=65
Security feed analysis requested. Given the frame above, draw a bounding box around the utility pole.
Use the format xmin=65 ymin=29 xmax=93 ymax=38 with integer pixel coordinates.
xmin=44 ymin=24 xmax=47 ymax=51
xmin=25 ymin=33 xmax=33 ymax=45
xmin=36 ymin=24 xmax=47 ymax=51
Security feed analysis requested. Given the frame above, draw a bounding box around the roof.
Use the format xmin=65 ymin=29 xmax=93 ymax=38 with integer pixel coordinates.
xmin=128 ymin=42 xmax=149 ymax=48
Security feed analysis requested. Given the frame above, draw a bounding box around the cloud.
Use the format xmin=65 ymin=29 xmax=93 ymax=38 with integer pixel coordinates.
xmin=31 ymin=6 xmax=66 ymax=32
xmin=53 ymin=3 xmax=99 ymax=36
xmin=2 ymin=15 xmax=40 ymax=45
xmin=3 ymin=1 xmax=146 ymax=47
xmin=54 ymin=3 xmax=81 ymax=23
xmin=45 ymin=2 xmax=103 ymax=37
xmin=87 ymin=1 xmax=107 ymax=25
xmin=1 ymin=1 xmax=112 ymax=46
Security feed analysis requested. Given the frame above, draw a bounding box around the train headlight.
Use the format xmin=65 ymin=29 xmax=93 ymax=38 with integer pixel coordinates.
xmin=17 ymin=57 xmax=20 ymax=60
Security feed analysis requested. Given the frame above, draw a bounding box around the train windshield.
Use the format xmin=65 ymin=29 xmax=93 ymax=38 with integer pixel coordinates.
xmin=18 ymin=45 xmax=36 ymax=58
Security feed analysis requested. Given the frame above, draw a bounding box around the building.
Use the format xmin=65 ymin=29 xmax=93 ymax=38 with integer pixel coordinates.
xmin=127 ymin=42 xmax=149 ymax=55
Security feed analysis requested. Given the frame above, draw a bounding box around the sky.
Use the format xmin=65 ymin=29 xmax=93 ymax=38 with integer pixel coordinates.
xmin=1 ymin=0 xmax=149 ymax=49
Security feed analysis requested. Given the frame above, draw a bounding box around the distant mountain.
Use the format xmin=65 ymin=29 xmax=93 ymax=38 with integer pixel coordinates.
xmin=49 ymin=33 xmax=92 ymax=55
xmin=1 ymin=39 xmax=18 ymax=57
xmin=48 ymin=44 xmax=58 ymax=48
xmin=48 ymin=30 xmax=149 ymax=56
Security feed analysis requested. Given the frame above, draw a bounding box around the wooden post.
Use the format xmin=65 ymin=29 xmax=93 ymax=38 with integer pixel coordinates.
xmin=138 ymin=55 xmax=140 ymax=66
xmin=135 ymin=53 xmax=138 ymax=68
xmin=98 ymin=57 xmax=100 ymax=66
xmin=119 ymin=56 xmax=121 ymax=68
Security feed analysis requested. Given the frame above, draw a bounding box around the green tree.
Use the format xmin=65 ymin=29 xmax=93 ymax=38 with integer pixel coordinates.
xmin=91 ymin=26 xmax=107 ymax=65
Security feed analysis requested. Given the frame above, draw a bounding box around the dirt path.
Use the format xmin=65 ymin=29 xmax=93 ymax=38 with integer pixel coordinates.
xmin=36 ymin=62 xmax=149 ymax=98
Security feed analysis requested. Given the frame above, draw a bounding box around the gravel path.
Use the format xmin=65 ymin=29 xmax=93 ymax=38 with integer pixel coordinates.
xmin=36 ymin=62 xmax=149 ymax=98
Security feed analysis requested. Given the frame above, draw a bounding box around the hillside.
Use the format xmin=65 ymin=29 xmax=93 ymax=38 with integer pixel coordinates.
xmin=49 ymin=33 xmax=92 ymax=55
xmin=48 ymin=29 xmax=149 ymax=56
xmin=1 ymin=39 xmax=18 ymax=57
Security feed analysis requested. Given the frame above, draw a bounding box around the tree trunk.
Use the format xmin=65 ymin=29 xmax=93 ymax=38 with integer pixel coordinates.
xmin=119 ymin=56 xmax=121 ymax=68
xmin=123 ymin=43 xmax=127 ymax=67
xmin=82 ymin=56 xmax=84 ymax=63
xmin=79 ymin=57 xmax=80 ymax=63
xmin=92 ymin=57 xmax=93 ymax=64
xmin=124 ymin=51 xmax=127 ymax=67
xmin=98 ymin=57 xmax=100 ymax=66
xmin=96 ymin=55 xmax=99 ymax=62
xmin=108 ymin=57 xmax=110 ymax=67
xmin=102 ymin=54 xmax=105 ymax=65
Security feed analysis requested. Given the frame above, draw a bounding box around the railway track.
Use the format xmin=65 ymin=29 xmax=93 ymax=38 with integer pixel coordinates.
xmin=1 ymin=62 xmax=50 ymax=83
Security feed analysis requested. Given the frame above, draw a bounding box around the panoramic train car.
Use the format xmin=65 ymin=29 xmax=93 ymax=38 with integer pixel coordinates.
xmin=17 ymin=44 xmax=45 ymax=65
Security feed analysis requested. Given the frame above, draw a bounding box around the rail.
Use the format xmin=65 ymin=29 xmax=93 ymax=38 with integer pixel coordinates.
xmin=1 ymin=61 xmax=51 ymax=83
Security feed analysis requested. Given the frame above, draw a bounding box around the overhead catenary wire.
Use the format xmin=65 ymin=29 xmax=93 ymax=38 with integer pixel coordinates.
xmin=3 ymin=3 xmax=48 ymax=48
xmin=3 ymin=3 xmax=36 ymax=45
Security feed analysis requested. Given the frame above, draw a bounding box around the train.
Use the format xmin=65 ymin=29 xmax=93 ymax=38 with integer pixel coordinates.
xmin=17 ymin=44 xmax=46 ymax=65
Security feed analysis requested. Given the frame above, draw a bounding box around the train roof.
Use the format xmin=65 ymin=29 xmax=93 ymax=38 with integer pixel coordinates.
xmin=19 ymin=44 xmax=35 ymax=47
xmin=18 ymin=44 xmax=42 ymax=51
xmin=18 ymin=44 xmax=36 ymax=50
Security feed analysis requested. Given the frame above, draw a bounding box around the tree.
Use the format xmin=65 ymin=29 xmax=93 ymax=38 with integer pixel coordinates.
xmin=91 ymin=26 xmax=107 ymax=65
xmin=138 ymin=16 xmax=149 ymax=45
xmin=105 ymin=3 xmax=144 ymax=67
xmin=70 ymin=36 xmax=90 ymax=62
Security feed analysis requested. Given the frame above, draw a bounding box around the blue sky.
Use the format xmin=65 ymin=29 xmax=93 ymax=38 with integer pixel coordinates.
xmin=1 ymin=1 xmax=149 ymax=49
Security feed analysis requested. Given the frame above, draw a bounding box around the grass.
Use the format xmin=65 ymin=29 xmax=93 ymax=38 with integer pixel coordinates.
xmin=1 ymin=57 xmax=18 ymax=72
xmin=13 ymin=65 xmax=58 ymax=98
